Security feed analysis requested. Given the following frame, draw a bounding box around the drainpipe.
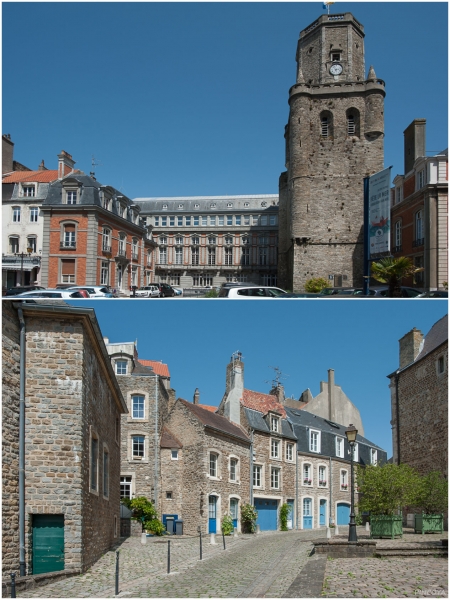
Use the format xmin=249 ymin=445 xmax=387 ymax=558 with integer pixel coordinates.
xmin=295 ymin=449 xmax=299 ymax=529
xmin=17 ymin=306 xmax=26 ymax=576
xmin=249 ymin=429 xmax=254 ymax=506
xmin=394 ymin=370 xmax=400 ymax=465
xmin=329 ymin=456 xmax=332 ymax=526
xmin=154 ymin=375 xmax=159 ymax=511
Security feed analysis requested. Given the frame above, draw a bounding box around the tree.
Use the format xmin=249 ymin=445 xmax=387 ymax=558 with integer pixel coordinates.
xmin=412 ymin=471 xmax=448 ymax=515
xmin=122 ymin=496 xmax=165 ymax=535
xmin=241 ymin=503 xmax=258 ymax=533
xmin=305 ymin=277 xmax=329 ymax=293
xmin=356 ymin=463 xmax=419 ymax=515
xmin=370 ymin=256 xmax=424 ymax=297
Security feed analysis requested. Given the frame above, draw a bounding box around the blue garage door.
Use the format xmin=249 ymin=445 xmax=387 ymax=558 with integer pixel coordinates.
xmin=254 ymin=498 xmax=278 ymax=531
xmin=337 ymin=503 xmax=350 ymax=525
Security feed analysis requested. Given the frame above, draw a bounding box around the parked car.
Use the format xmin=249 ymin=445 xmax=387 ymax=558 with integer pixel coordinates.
xmin=134 ymin=285 xmax=160 ymax=298
xmin=157 ymin=283 xmax=176 ymax=297
xmin=279 ymin=292 xmax=322 ymax=298
xmin=66 ymin=286 xmax=114 ymax=298
xmin=14 ymin=289 xmax=85 ymax=299
xmin=369 ymin=286 xmax=422 ymax=298
xmin=172 ymin=287 xmax=183 ymax=296
xmin=4 ymin=285 xmax=45 ymax=297
xmin=417 ymin=290 xmax=448 ymax=298
xmin=218 ymin=286 xmax=287 ymax=298
xmin=75 ymin=289 xmax=91 ymax=298
xmin=319 ymin=287 xmax=360 ymax=296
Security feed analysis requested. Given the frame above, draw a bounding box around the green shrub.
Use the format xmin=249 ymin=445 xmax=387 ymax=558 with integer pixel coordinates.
xmin=204 ymin=288 xmax=219 ymax=298
xmin=221 ymin=514 xmax=235 ymax=536
xmin=145 ymin=518 xmax=165 ymax=536
xmin=241 ymin=503 xmax=258 ymax=533
xmin=304 ymin=277 xmax=329 ymax=293
xmin=412 ymin=471 xmax=448 ymax=515
xmin=356 ymin=463 xmax=419 ymax=515
xmin=279 ymin=503 xmax=292 ymax=531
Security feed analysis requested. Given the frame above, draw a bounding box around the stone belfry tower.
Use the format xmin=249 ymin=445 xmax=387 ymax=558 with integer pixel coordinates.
xmin=278 ymin=13 xmax=385 ymax=291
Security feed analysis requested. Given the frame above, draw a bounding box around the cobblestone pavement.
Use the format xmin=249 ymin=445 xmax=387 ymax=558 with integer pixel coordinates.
xmin=321 ymin=528 xmax=448 ymax=599
xmin=17 ymin=528 xmax=448 ymax=598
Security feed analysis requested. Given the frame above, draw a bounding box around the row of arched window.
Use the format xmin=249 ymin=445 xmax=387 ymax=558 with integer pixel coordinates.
xmin=320 ymin=109 xmax=360 ymax=138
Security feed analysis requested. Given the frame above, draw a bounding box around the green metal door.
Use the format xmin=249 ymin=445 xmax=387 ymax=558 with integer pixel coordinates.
xmin=32 ymin=514 xmax=64 ymax=574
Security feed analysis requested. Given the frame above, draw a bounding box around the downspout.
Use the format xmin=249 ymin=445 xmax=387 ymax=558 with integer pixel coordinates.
xmin=329 ymin=456 xmax=332 ymax=526
xmin=395 ymin=370 xmax=400 ymax=465
xmin=17 ymin=306 xmax=26 ymax=576
xmin=295 ymin=448 xmax=298 ymax=529
xmin=154 ymin=375 xmax=159 ymax=510
xmin=249 ymin=429 xmax=254 ymax=506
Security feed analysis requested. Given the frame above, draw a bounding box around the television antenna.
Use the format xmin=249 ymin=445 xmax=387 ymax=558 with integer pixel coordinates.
xmin=265 ymin=365 xmax=289 ymax=387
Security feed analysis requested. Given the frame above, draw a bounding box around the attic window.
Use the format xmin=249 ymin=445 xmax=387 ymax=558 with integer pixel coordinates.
xmin=324 ymin=419 xmax=340 ymax=429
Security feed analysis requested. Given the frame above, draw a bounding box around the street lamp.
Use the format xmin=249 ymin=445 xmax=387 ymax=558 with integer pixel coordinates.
xmin=345 ymin=423 xmax=358 ymax=542
xmin=15 ymin=246 xmax=33 ymax=286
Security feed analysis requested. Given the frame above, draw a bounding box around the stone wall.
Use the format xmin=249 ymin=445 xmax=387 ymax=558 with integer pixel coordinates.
xmin=2 ymin=302 xmax=21 ymax=573
xmin=395 ymin=343 xmax=448 ymax=477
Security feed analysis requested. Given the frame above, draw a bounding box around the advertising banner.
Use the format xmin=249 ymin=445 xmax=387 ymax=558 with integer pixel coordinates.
xmin=368 ymin=167 xmax=391 ymax=258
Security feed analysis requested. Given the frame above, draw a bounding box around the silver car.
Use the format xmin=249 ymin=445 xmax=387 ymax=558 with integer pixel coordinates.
xmin=134 ymin=285 xmax=161 ymax=298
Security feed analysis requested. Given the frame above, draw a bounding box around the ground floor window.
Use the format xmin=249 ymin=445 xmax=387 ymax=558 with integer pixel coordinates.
xmin=261 ymin=273 xmax=277 ymax=286
xmin=193 ymin=273 xmax=213 ymax=286
xmin=120 ymin=476 xmax=132 ymax=498
xmin=226 ymin=273 xmax=248 ymax=283
xmin=169 ymin=273 xmax=181 ymax=286
xmin=61 ymin=259 xmax=76 ymax=284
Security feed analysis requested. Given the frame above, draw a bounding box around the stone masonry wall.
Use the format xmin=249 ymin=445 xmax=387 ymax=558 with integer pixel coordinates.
xmin=117 ymin=374 xmax=170 ymax=513
xmin=80 ymin=334 xmax=122 ymax=572
xmin=160 ymin=447 xmax=183 ymax=519
xmin=397 ymin=343 xmax=448 ymax=477
xmin=2 ymin=302 xmax=21 ymax=573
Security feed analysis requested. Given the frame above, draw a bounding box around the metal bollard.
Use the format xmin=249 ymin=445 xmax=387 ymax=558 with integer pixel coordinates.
xmin=167 ymin=540 xmax=171 ymax=574
xmin=222 ymin=530 xmax=226 ymax=550
xmin=10 ymin=573 xmax=16 ymax=599
xmin=115 ymin=550 xmax=119 ymax=596
xmin=199 ymin=530 xmax=203 ymax=560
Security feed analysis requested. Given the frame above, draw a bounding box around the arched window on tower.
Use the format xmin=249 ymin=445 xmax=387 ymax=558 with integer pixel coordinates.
xmin=346 ymin=108 xmax=360 ymax=137
xmin=320 ymin=111 xmax=333 ymax=139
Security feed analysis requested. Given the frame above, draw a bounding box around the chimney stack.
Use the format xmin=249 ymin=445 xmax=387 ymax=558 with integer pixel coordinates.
xmin=399 ymin=328 xmax=424 ymax=369
xmin=193 ymin=388 xmax=200 ymax=405
xmin=223 ymin=353 xmax=244 ymax=425
xmin=38 ymin=159 xmax=47 ymax=171
xmin=58 ymin=150 xmax=75 ymax=179
xmin=327 ymin=369 xmax=336 ymax=422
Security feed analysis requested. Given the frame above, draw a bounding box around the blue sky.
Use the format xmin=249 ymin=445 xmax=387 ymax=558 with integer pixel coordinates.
xmin=67 ymin=298 xmax=448 ymax=457
xmin=3 ymin=2 xmax=448 ymax=198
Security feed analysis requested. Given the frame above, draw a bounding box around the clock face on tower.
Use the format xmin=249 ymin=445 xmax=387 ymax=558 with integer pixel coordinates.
xmin=329 ymin=63 xmax=343 ymax=76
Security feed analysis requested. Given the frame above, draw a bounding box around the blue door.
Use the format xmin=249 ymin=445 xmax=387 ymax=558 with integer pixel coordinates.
xmin=303 ymin=498 xmax=312 ymax=529
xmin=254 ymin=498 xmax=278 ymax=531
xmin=208 ymin=495 xmax=217 ymax=533
xmin=337 ymin=502 xmax=350 ymax=525
xmin=319 ymin=500 xmax=327 ymax=526
xmin=230 ymin=498 xmax=238 ymax=530
xmin=287 ymin=499 xmax=294 ymax=529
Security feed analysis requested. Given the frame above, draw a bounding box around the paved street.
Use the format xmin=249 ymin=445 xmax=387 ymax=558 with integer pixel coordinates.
xmin=17 ymin=528 xmax=448 ymax=598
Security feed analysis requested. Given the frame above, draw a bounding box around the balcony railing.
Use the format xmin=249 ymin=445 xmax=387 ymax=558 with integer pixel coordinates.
xmin=102 ymin=245 xmax=112 ymax=253
xmin=131 ymin=252 xmax=139 ymax=261
xmin=117 ymin=249 xmax=127 ymax=258
xmin=412 ymin=238 xmax=424 ymax=248
xmin=393 ymin=245 xmax=402 ymax=253
xmin=60 ymin=242 xmax=76 ymax=250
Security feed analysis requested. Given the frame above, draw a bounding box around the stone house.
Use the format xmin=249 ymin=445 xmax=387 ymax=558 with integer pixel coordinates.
xmin=103 ymin=339 xmax=174 ymax=513
xmin=2 ymin=138 xmax=65 ymax=289
xmin=162 ymin=396 xmax=251 ymax=536
xmin=2 ymin=300 xmax=127 ymax=576
xmin=285 ymin=407 xmax=387 ymax=529
xmin=40 ymin=161 xmax=157 ymax=294
xmin=391 ymin=119 xmax=448 ymax=291
xmin=388 ymin=314 xmax=448 ymax=477
xmin=134 ymin=195 xmax=279 ymax=289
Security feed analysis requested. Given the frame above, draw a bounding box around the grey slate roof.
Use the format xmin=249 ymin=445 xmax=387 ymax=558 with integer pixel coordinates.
xmin=133 ymin=194 xmax=279 ymax=214
xmin=243 ymin=407 xmax=297 ymax=440
xmin=414 ymin=314 xmax=448 ymax=363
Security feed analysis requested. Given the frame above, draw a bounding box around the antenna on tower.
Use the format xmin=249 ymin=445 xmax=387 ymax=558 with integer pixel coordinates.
xmin=265 ymin=366 xmax=289 ymax=388
xmin=90 ymin=155 xmax=103 ymax=179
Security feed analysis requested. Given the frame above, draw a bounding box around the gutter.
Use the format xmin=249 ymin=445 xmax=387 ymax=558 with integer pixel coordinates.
xmin=394 ymin=370 xmax=400 ymax=465
xmin=17 ymin=306 xmax=26 ymax=576
xmin=250 ymin=429 xmax=254 ymax=506
xmin=154 ymin=375 xmax=159 ymax=510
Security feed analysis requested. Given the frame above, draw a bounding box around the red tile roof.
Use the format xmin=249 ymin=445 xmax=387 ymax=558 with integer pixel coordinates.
xmin=2 ymin=170 xmax=59 ymax=183
xmin=138 ymin=359 xmax=170 ymax=378
xmin=197 ymin=404 xmax=217 ymax=412
xmin=241 ymin=389 xmax=286 ymax=418
xmin=179 ymin=399 xmax=249 ymax=442
xmin=160 ymin=426 xmax=182 ymax=449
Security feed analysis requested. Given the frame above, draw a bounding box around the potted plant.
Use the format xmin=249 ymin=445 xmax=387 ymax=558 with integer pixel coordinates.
xmin=356 ymin=464 xmax=418 ymax=539
xmin=412 ymin=471 xmax=447 ymax=534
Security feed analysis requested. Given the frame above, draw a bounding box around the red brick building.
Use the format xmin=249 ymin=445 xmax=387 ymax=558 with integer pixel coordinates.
xmin=391 ymin=120 xmax=448 ymax=290
xmin=40 ymin=152 xmax=157 ymax=293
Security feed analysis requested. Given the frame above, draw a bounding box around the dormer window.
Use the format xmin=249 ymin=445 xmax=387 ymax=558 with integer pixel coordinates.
xmin=115 ymin=360 xmax=128 ymax=375
xmin=178 ymin=204 xmax=184 ymax=209
xmin=66 ymin=190 xmax=77 ymax=205
xmin=210 ymin=203 xmax=216 ymax=209
xmin=227 ymin=203 xmax=233 ymax=208
xmin=244 ymin=202 xmax=250 ymax=207
xmin=22 ymin=185 xmax=35 ymax=197
xmin=162 ymin=204 xmax=168 ymax=210
xmin=271 ymin=416 xmax=279 ymax=433
xmin=194 ymin=204 xmax=200 ymax=209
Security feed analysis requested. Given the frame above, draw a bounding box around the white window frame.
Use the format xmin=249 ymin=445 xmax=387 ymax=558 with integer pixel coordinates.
xmin=270 ymin=466 xmax=280 ymax=490
xmin=302 ymin=463 xmax=312 ymax=486
xmin=132 ymin=435 xmax=145 ymax=459
xmin=12 ymin=206 xmax=21 ymax=222
xmin=352 ymin=443 xmax=359 ymax=462
xmin=29 ymin=207 xmax=39 ymax=222
xmin=131 ymin=394 xmax=145 ymax=419
xmin=286 ymin=443 xmax=294 ymax=462
xmin=271 ymin=438 xmax=280 ymax=459
xmin=116 ymin=360 xmax=128 ymax=375
xmin=336 ymin=436 xmax=344 ymax=458
xmin=120 ymin=475 xmax=133 ymax=499
xmin=340 ymin=469 xmax=348 ymax=490
xmin=171 ymin=449 xmax=178 ymax=460
xmin=309 ymin=429 xmax=321 ymax=453
xmin=253 ymin=464 xmax=262 ymax=488
xmin=370 ymin=448 xmax=377 ymax=465
xmin=66 ymin=190 xmax=77 ymax=204
xmin=318 ymin=465 xmax=327 ymax=487
xmin=209 ymin=452 xmax=218 ymax=478
xmin=229 ymin=457 xmax=239 ymax=483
